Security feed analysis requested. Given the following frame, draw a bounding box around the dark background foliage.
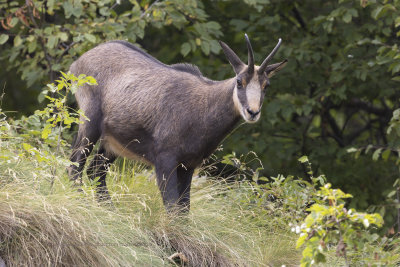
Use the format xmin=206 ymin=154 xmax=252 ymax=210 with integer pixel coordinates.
xmin=1 ymin=0 xmax=400 ymax=230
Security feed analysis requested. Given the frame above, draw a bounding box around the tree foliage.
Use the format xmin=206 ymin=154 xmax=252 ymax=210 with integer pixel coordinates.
xmin=0 ymin=0 xmax=222 ymax=111
xmin=1 ymin=0 xmax=400 ymax=229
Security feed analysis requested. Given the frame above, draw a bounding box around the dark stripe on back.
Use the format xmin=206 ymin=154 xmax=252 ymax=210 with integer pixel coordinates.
xmin=108 ymin=40 xmax=214 ymax=84
xmin=109 ymin=40 xmax=165 ymax=65
xmin=171 ymin=63 xmax=203 ymax=77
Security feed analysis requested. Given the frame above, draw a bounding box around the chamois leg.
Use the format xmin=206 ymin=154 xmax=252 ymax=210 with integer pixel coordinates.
xmin=68 ymin=124 xmax=100 ymax=183
xmin=155 ymin=154 xmax=180 ymax=212
xmin=68 ymin=100 xmax=102 ymax=183
xmin=86 ymin=146 xmax=116 ymax=201
xmin=177 ymin=166 xmax=194 ymax=212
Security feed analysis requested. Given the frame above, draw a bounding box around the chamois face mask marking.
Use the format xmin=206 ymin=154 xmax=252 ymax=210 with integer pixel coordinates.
xmin=233 ymin=70 xmax=267 ymax=123
xmin=221 ymin=35 xmax=286 ymax=124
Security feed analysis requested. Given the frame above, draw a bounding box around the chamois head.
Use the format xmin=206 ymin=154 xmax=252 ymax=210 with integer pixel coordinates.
xmin=219 ymin=34 xmax=287 ymax=123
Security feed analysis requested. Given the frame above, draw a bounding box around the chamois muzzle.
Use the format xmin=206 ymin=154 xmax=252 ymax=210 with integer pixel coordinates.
xmin=244 ymin=107 xmax=261 ymax=123
xmin=246 ymin=108 xmax=260 ymax=118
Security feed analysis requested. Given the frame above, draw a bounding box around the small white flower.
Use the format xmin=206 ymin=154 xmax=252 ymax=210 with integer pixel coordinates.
xmin=311 ymin=259 xmax=315 ymax=264
xmin=291 ymin=227 xmax=295 ymax=232
xmin=281 ymin=265 xmax=286 ymax=267
xmin=295 ymin=226 xmax=301 ymax=234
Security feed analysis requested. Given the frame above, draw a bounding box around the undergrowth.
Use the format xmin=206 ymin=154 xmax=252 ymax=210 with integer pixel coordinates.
xmin=0 ymin=145 xmax=300 ymax=266
xmin=1 ymin=96 xmax=299 ymax=266
xmin=0 ymin=73 xmax=399 ymax=266
xmin=2 ymin=130 xmax=398 ymax=266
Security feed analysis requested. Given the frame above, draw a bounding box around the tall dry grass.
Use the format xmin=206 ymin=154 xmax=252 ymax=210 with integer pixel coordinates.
xmin=0 ymin=148 xmax=300 ymax=267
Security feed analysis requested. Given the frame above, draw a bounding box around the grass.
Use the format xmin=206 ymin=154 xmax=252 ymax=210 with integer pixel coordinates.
xmin=0 ymin=141 xmax=301 ymax=267
xmin=2 ymin=115 xmax=396 ymax=266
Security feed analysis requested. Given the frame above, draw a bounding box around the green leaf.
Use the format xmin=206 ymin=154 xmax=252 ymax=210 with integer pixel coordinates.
xmin=298 ymin=156 xmax=309 ymax=163
xmin=37 ymin=90 xmax=48 ymax=103
xmin=14 ymin=35 xmax=22 ymax=47
xmin=10 ymin=17 xmax=18 ymax=27
xmin=372 ymin=148 xmax=382 ymax=161
xmin=58 ymin=32 xmax=69 ymax=42
xmin=347 ymin=147 xmax=357 ymax=153
xmin=342 ymin=12 xmax=352 ymax=23
xmin=0 ymin=34 xmax=9 ymax=45
xmin=395 ymin=17 xmax=400 ymax=28
xmin=86 ymin=76 xmax=97 ymax=85
xmin=28 ymin=40 xmax=37 ymax=53
xmin=296 ymin=233 xmax=308 ymax=249
xmin=99 ymin=6 xmax=110 ymax=16
xmin=47 ymin=36 xmax=57 ymax=49
xmin=47 ymin=0 xmax=56 ymax=13
xmin=42 ymin=124 xmax=52 ymax=139
xmin=381 ymin=149 xmax=391 ymax=161
xmin=22 ymin=142 xmax=33 ymax=152
xmin=209 ymin=39 xmax=220 ymax=54
xmin=44 ymin=26 xmax=53 ymax=35
xmin=387 ymin=190 xmax=396 ymax=198
xmin=201 ymin=41 xmax=210 ymax=55
xmin=365 ymin=144 xmax=373 ymax=154
xmin=371 ymin=6 xmax=384 ymax=20
xmin=84 ymin=33 xmax=96 ymax=43
xmin=206 ymin=21 xmax=221 ymax=30
xmin=314 ymin=252 xmax=326 ymax=263
xmin=371 ymin=4 xmax=395 ymax=20
xmin=181 ymin=42 xmax=191 ymax=57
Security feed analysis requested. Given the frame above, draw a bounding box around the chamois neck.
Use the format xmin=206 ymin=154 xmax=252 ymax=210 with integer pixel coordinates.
xmin=209 ymin=77 xmax=238 ymax=113
xmin=206 ymin=77 xmax=241 ymax=138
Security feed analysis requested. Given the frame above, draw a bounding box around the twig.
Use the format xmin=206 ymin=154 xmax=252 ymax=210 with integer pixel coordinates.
xmin=292 ymin=6 xmax=307 ymax=30
xmin=110 ymin=1 xmax=119 ymax=10
xmin=140 ymin=0 xmax=160 ymax=19
xmin=336 ymin=222 xmax=349 ymax=267
xmin=56 ymin=41 xmax=76 ymax=64
xmin=347 ymin=98 xmax=391 ymax=117
xmin=324 ymin=110 xmax=345 ymax=147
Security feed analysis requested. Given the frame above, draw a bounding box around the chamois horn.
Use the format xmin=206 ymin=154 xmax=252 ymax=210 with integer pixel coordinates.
xmin=244 ymin=34 xmax=254 ymax=74
xmin=258 ymin=38 xmax=282 ymax=74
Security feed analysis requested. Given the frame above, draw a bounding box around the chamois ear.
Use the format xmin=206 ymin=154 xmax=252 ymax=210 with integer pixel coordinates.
xmin=219 ymin=40 xmax=245 ymax=74
xmin=265 ymin=59 xmax=288 ymax=78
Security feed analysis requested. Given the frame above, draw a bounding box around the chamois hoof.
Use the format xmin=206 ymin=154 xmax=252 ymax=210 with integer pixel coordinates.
xmin=168 ymin=252 xmax=188 ymax=266
xmin=96 ymin=188 xmax=115 ymax=209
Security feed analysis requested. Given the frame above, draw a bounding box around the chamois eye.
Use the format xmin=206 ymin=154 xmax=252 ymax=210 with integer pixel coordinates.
xmin=237 ymin=79 xmax=243 ymax=88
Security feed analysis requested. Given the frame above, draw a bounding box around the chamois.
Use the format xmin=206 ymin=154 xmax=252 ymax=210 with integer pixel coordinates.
xmin=68 ymin=34 xmax=287 ymax=211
